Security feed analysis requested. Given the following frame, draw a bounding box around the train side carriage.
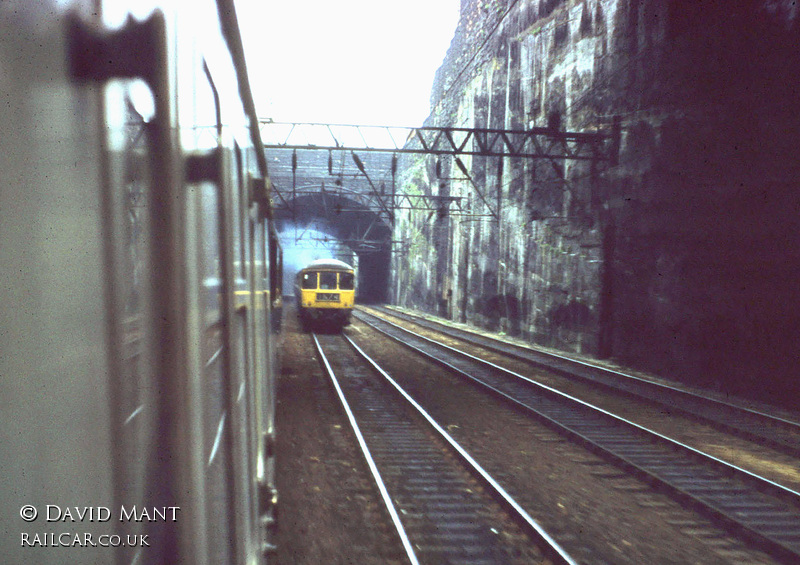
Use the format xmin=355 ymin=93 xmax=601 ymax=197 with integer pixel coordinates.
xmin=295 ymin=259 xmax=356 ymax=330
xmin=0 ymin=2 xmax=281 ymax=564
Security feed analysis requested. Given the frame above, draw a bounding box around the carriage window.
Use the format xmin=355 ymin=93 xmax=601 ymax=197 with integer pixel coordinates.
xmin=301 ymin=272 xmax=317 ymax=289
xmin=319 ymin=272 xmax=337 ymax=290
xmin=339 ymin=272 xmax=354 ymax=290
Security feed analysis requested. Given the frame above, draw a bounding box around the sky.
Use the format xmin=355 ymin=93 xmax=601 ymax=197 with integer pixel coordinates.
xmin=238 ymin=0 xmax=461 ymax=127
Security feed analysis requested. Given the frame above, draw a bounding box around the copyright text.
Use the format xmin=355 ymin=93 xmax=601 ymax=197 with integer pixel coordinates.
xmin=19 ymin=505 xmax=180 ymax=523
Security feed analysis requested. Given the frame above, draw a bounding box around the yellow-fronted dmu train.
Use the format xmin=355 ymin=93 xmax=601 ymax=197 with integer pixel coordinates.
xmin=295 ymin=259 xmax=356 ymax=330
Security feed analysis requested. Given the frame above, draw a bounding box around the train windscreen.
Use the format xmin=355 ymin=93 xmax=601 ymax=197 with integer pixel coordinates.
xmin=301 ymin=272 xmax=317 ymax=289
xmin=339 ymin=272 xmax=355 ymax=290
xmin=319 ymin=272 xmax=337 ymax=290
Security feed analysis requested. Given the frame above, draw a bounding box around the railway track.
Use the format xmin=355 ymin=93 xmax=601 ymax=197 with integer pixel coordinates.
xmin=354 ymin=309 xmax=800 ymax=564
xmin=364 ymin=306 xmax=800 ymax=458
xmin=312 ymin=332 xmax=577 ymax=565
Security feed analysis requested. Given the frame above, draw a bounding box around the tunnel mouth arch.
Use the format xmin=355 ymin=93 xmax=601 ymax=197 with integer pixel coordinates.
xmin=276 ymin=191 xmax=392 ymax=304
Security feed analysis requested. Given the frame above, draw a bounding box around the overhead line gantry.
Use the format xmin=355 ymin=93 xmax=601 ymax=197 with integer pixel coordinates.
xmin=260 ymin=119 xmax=620 ymax=249
xmin=260 ymin=121 xmax=619 ymax=160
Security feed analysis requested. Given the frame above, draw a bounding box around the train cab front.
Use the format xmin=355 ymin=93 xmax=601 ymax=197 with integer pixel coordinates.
xmin=296 ymin=263 xmax=355 ymax=331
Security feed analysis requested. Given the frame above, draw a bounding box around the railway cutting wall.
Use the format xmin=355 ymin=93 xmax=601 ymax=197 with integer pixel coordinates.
xmin=391 ymin=0 xmax=800 ymax=405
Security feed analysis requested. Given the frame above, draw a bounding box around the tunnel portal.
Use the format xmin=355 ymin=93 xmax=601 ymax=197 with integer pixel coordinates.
xmin=275 ymin=192 xmax=391 ymax=304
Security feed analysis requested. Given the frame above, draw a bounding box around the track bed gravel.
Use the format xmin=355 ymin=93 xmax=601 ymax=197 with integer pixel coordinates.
xmin=275 ymin=307 xmax=778 ymax=564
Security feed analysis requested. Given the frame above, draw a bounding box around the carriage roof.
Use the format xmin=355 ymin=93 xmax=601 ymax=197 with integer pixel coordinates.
xmin=300 ymin=259 xmax=354 ymax=272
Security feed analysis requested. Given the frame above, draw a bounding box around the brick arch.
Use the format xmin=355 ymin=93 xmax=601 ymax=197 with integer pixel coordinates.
xmin=276 ymin=192 xmax=392 ymax=303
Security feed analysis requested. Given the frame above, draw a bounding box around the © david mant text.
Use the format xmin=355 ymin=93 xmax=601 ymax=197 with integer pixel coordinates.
xmin=20 ymin=505 xmax=180 ymax=523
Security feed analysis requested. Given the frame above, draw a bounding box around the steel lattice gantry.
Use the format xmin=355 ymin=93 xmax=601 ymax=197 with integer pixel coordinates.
xmin=260 ymin=120 xmax=620 ymax=251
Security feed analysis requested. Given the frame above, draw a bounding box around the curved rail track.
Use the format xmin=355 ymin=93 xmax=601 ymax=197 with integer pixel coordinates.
xmin=312 ymin=332 xmax=578 ymax=565
xmin=353 ymin=309 xmax=800 ymax=564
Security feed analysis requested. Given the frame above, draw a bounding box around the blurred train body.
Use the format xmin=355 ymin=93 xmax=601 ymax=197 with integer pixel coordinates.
xmin=295 ymin=259 xmax=356 ymax=330
xmin=0 ymin=1 xmax=282 ymax=564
